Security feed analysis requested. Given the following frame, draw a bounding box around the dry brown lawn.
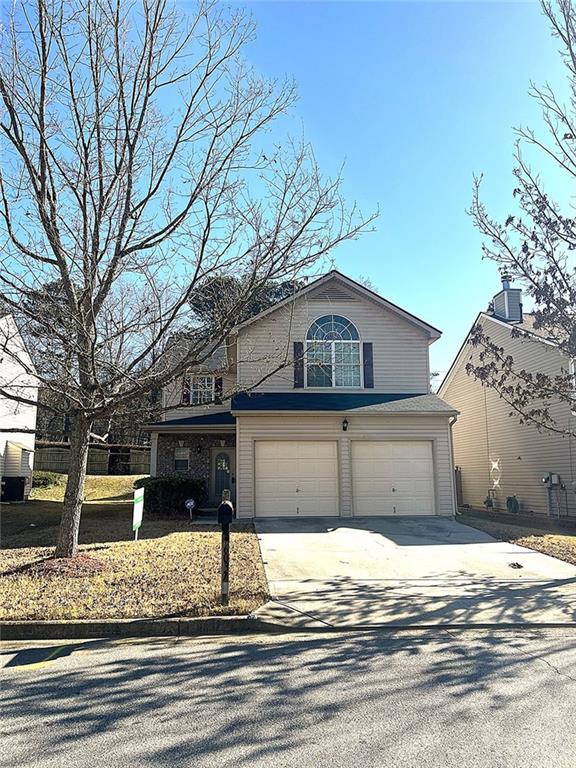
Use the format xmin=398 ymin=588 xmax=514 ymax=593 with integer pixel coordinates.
xmin=1 ymin=477 xmax=268 ymax=620
xmin=461 ymin=516 xmax=576 ymax=567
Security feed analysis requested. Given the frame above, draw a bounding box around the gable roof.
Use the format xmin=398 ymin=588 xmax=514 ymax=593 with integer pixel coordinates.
xmin=233 ymin=270 xmax=442 ymax=341
xmin=438 ymin=311 xmax=561 ymax=396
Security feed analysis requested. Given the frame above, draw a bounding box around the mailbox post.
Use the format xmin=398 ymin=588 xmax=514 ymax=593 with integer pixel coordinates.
xmin=217 ymin=490 xmax=234 ymax=606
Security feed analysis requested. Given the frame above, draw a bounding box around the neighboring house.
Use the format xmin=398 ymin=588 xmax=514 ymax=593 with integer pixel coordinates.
xmin=34 ymin=394 xmax=152 ymax=476
xmin=147 ymin=270 xmax=458 ymax=519
xmin=439 ymin=277 xmax=576 ymax=518
xmin=0 ymin=314 xmax=38 ymax=501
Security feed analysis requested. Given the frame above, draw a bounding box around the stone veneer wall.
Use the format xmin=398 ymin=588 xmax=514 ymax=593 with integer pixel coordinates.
xmin=156 ymin=433 xmax=235 ymax=497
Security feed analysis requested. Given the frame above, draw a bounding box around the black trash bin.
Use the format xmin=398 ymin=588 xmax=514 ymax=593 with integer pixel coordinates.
xmin=1 ymin=476 xmax=26 ymax=502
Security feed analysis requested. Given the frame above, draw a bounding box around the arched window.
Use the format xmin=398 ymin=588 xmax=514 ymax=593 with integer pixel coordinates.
xmin=306 ymin=315 xmax=362 ymax=387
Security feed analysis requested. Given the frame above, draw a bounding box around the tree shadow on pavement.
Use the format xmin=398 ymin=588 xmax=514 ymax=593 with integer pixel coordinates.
xmin=258 ymin=572 xmax=576 ymax=628
xmin=2 ymin=630 xmax=575 ymax=767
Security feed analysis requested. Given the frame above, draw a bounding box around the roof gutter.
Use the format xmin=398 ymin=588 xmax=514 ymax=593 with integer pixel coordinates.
xmin=144 ymin=424 xmax=235 ymax=433
xmin=231 ymin=409 xmax=459 ymax=416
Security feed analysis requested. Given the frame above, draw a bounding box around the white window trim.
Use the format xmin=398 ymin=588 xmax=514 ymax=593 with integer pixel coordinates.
xmin=174 ymin=447 xmax=190 ymax=472
xmin=304 ymin=314 xmax=364 ymax=389
xmin=183 ymin=374 xmax=216 ymax=405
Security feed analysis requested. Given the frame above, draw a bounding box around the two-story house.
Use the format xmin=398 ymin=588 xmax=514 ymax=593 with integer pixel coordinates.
xmin=148 ymin=270 xmax=458 ymax=519
xmin=0 ymin=313 xmax=38 ymax=502
xmin=439 ymin=276 xmax=576 ymax=518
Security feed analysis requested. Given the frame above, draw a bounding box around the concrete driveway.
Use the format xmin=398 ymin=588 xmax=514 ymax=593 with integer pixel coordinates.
xmin=254 ymin=517 xmax=576 ymax=628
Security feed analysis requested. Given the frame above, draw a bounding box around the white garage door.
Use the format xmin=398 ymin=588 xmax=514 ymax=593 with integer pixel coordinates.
xmin=352 ymin=441 xmax=435 ymax=516
xmin=255 ymin=441 xmax=339 ymax=517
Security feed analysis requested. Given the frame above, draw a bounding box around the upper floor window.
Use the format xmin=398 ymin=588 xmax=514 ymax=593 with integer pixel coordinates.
xmin=182 ymin=374 xmax=215 ymax=405
xmin=305 ymin=315 xmax=361 ymax=387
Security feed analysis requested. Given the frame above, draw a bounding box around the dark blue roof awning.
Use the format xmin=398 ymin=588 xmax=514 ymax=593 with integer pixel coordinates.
xmin=147 ymin=412 xmax=236 ymax=428
xmin=231 ymin=392 xmax=424 ymax=412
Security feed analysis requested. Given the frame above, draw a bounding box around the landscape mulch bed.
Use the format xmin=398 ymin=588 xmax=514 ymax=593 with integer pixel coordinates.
xmin=26 ymin=554 xmax=111 ymax=578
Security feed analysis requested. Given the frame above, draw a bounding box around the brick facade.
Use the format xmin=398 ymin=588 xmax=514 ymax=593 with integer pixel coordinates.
xmin=156 ymin=433 xmax=235 ymax=503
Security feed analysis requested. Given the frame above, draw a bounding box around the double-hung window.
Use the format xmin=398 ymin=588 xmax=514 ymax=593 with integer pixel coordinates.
xmin=182 ymin=374 xmax=215 ymax=405
xmin=305 ymin=315 xmax=362 ymax=387
xmin=174 ymin=447 xmax=190 ymax=472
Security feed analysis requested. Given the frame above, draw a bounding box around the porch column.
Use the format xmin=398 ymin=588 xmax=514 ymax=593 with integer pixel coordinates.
xmin=149 ymin=432 xmax=158 ymax=476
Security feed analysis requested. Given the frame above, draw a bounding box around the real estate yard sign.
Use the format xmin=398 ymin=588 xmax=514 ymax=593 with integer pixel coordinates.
xmin=133 ymin=487 xmax=144 ymax=540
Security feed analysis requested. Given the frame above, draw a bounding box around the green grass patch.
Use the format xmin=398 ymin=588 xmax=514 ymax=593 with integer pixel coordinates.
xmin=32 ymin=471 xmax=67 ymax=489
xmin=30 ymin=474 xmax=146 ymax=503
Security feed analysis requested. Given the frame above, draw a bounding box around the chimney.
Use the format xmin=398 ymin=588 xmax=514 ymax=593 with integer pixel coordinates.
xmin=491 ymin=272 xmax=523 ymax=323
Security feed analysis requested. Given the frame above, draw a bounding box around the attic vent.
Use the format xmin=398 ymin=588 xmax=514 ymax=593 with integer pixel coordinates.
xmin=309 ymin=287 xmax=358 ymax=301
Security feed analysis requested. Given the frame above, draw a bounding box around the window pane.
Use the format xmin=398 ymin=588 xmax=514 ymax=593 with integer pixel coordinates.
xmin=174 ymin=448 xmax=190 ymax=471
xmin=307 ymin=341 xmax=332 ymax=364
xmin=332 ymin=315 xmax=359 ymax=340
xmin=335 ymin=365 xmax=361 ymax=387
xmin=307 ymin=364 xmax=333 ymax=387
xmin=334 ymin=342 xmax=360 ymax=364
xmin=306 ymin=342 xmax=332 ymax=387
xmin=306 ymin=315 xmax=359 ymax=341
xmin=191 ymin=375 xmax=214 ymax=405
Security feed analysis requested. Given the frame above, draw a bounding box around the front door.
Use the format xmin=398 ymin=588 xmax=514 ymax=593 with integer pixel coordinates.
xmin=211 ymin=448 xmax=236 ymax=505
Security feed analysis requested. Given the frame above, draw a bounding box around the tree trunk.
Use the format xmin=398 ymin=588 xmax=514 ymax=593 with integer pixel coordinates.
xmin=54 ymin=414 xmax=92 ymax=558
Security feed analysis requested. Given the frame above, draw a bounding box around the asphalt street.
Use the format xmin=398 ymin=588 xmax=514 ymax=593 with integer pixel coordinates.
xmin=1 ymin=630 xmax=576 ymax=768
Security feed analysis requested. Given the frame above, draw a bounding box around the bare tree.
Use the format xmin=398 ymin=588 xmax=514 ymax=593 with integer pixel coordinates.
xmin=0 ymin=0 xmax=373 ymax=557
xmin=468 ymin=0 xmax=576 ymax=436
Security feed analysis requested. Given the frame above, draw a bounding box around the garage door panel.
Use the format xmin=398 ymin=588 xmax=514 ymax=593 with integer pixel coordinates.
xmin=296 ymin=459 xmax=335 ymax=476
xmin=255 ymin=440 xmax=339 ymax=517
xmin=258 ymin=478 xmax=295 ymax=496
xmin=352 ymin=441 xmax=435 ymax=517
xmin=296 ymin=479 xmax=335 ymax=494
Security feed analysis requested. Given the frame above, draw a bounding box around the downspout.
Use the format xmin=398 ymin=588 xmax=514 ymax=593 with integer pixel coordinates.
xmin=448 ymin=415 xmax=459 ymax=517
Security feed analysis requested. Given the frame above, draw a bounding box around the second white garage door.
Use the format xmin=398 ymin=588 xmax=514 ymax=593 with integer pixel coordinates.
xmin=352 ymin=441 xmax=435 ymax=516
xmin=255 ymin=440 xmax=339 ymax=517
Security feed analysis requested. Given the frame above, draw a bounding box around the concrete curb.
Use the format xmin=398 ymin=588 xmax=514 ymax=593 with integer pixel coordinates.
xmin=3 ymin=616 xmax=576 ymax=640
xmin=0 ymin=616 xmax=284 ymax=641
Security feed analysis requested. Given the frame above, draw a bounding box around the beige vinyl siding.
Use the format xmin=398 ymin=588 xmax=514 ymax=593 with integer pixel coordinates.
xmin=0 ymin=315 xmax=37 ymax=481
xmin=237 ymin=291 xmax=431 ymax=394
xmin=163 ymin=370 xmax=237 ymax=420
xmin=441 ymin=359 xmax=490 ymax=511
xmin=441 ymin=316 xmax=576 ymax=515
xmin=236 ymin=413 xmax=455 ymax=518
xmin=2 ymin=441 xmax=24 ymax=477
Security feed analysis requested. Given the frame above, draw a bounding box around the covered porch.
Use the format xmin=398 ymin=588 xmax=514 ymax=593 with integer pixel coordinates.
xmin=148 ymin=412 xmax=236 ymax=508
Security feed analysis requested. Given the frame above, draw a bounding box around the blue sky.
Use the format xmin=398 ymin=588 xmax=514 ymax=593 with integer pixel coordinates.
xmin=223 ymin=0 xmax=567 ymax=379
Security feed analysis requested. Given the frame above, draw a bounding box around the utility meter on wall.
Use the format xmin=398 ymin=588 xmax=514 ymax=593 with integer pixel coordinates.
xmin=542 ymin=472 xmax=561 ymax=487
